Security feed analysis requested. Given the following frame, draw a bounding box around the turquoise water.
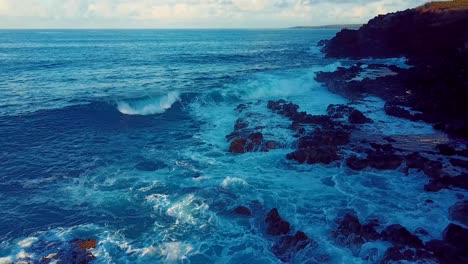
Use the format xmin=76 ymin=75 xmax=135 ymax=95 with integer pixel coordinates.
xmin=0 ymin=30 xmax=459 ymax=263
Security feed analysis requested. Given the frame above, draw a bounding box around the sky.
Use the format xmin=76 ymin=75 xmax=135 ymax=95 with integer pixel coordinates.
xmin=0 ymin=0 xmax=431 ymax=29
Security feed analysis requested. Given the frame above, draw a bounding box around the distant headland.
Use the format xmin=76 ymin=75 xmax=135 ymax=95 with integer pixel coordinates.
xmin=289 ymin=24 xmax=362 ymax=30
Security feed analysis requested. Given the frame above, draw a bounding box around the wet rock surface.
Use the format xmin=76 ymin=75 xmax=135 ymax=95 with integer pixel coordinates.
xmin=26 ymin=238 xmax=98 ymax=264
xmin=449 ymin=200 xmax=468 ymax=226
xmin=318 ymin=4 xmax=468 ymax=139
xmin=265 ymin=208 xmax=290 ymax=236
xmin=265 ymin=208 xmax=317 ymax=262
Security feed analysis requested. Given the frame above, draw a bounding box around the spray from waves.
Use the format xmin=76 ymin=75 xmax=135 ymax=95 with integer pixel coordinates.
xmin=233 ymin=62 xmax=342 ymax=100
xmin=117 ymin=91 xmax=181 ymax=115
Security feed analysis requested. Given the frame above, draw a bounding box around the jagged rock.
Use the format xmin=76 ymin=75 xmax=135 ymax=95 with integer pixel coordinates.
xmin=346 ymin=155 xmax=368 ymax=170
xmin=381 ymin=246 xmax=434 ymax=264
xmin=437 ymin=144 xmax=456 ymax=156
xmin=405 ymin=152 xmax=430 ymax=170
xmin=230 ymin=138 xmax=248 ymax=154
xmin=234 ymin=118 xmax=249 ymax=130
xmin=450 ymin=158 xmax=468 ymax=169
xmin=319 ymin=4 xmax=468 ymax=138
xmin=426 ymin=224 xmax=468 ymax=264
xmin=287 ymin=147 xmax=339 ymax=164
xmin=327 ymin=104 xmax=354 ymax=118
xmin=348 ymin=109 xmax=372 ymax=124
xmin=367 ymin=152 xmax=403 ymax=170
xmin=449 ymin=200 xmax=468 ymax=226
xmin=40 ymin=239 xmax=97 ymax=264
xmin=265 ymin=208 xmax=290 ymax=236
xmin=332 ymin=213 xmax=380 ymax=248
xmin=74 ymin=239 xmax=97 ymax=250
xmin=422 ymin=160 xmax=444 ymax=178
xmin=384 ymin=103 xmax=422 ymax=121
xmin=381 ymin=224 xmax=423 ymax=248
xmin=272 ymin=231 xmax=314 ymax=262
xmin=370 ymin=143 xmax=394 ymax=152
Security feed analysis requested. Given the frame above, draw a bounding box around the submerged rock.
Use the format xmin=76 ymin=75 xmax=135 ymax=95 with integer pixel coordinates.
xmin=135 ymin=160 xmax=167 ymax=171
xmin=233 ymin=206 xmax=252 ymax=217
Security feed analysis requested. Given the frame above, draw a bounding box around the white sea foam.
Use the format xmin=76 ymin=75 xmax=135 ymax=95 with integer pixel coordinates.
xmin=166 ymin=194 xmax=210 ymax=225
xmin=117 ymin=91 xmax=181 ymax=115
xmin=159 ymin=242 xmax=194 ymax=263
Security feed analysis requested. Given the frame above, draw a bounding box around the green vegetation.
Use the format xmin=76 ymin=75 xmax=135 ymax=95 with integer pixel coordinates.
xmin=417 ymin=0 xmax=468 ymax=12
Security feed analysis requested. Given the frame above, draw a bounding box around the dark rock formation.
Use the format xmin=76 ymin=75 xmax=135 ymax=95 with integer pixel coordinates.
xmin=264 ymin=208 xmax=316 ymax=263
xmin=449 ymin=200 xmax=468 ymax=226
xmin=321 ymin=3 xmax=468 ymax=59
xmin=40 ymin=239 xmax=97 ymax=264
xmin=346 ymin=143 xmax=403 ymax=171
xmin=424 ymin=174 xmax=468 ymax=192
xmin=229 ymin=138 xmax=248 ymax=154
xmin=437 ymin=144 xmax=457 ymax=156
xmin=265 ymin=208 xmax=290 ymax=236
xmin=426 ymin=223 xmax=468 ymax=264
xmin=381 ymin=224 xmax=423 ymax=248
xmin=349 ymin=109 xmax=373 ymax=124
xmin=346 ymin=156 xmax=368 ymax=170
xmin=272 ymin=231 xmax=314 ymax=262
xmin=318 ymin=3 xmax=468 ymax=138
xmin=332 ymin=213 xmax=380 ymax=248
xmin=233 ymin=206 xmax=252 ymax=217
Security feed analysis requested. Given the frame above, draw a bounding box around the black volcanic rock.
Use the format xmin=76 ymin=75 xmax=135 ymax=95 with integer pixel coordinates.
xmin=348 ymin=109 xmax=372 ymax=124
xmin=265 ymin=208 xmax=290 ymax=236
xmin=449 ymin=200 xmax=468 ymax=226
xmin=272 ymin=231 xmax=314 ymax=262
xmin=346 ymin=155 xmax=368 ymax=170
xmin=426 ymin=223 xmax=468 ymax=264
xmin=322 ymin=5 xmax=468 ymax=59
xmin=381 ymin=224 xmax=423 ymax=248
xmin=318 ymin=3 xmax=468 ymax=138
xmin=332 ymin=213 xmax=380 ymax=248
xmin=424 ymin=174 xmax=468 ymax=192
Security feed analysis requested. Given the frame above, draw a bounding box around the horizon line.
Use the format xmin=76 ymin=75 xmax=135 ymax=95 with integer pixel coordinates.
xmin=0 ymin=24 xmax=362 ymax=31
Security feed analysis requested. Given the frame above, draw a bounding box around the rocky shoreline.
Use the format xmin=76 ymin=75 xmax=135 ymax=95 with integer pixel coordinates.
xmin=224 ymin=1 xmax=468 ymax=263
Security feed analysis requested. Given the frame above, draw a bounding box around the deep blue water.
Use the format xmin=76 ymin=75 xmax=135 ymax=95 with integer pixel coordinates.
xmin=0 ymin=30 xmax=459 ymax=263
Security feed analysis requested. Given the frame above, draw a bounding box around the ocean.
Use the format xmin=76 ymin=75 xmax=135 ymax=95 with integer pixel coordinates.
xmin=0 ymin=30 xmax=456 ymax=263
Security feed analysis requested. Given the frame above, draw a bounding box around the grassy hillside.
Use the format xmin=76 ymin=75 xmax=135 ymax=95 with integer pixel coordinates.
xmin=417 ymin=0 xmax=468 ymax=12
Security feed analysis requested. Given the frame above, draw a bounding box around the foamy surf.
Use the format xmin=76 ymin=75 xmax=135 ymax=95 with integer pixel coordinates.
xmin=117 ymin=91 xmax=181 ymax=115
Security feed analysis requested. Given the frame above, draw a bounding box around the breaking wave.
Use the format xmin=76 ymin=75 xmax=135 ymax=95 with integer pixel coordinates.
xmin=117 ymin=91 xmax=181 ymax=115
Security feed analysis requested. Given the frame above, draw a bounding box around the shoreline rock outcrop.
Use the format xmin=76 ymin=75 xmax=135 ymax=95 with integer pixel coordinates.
xmin=318 ymin=1 xmax=468 ymax=138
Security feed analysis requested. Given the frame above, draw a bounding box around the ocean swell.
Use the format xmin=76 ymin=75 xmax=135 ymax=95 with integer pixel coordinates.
xmin=117 ymin=91 xmax=181 ymax=115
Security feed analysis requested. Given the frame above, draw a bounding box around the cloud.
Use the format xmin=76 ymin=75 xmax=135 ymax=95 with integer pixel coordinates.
xmin=0 ymin=0 xmax=429 ymax=28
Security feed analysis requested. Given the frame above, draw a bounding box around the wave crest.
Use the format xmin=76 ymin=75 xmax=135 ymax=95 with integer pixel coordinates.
xmin=117 ymin=91 xmax=181 ymax=115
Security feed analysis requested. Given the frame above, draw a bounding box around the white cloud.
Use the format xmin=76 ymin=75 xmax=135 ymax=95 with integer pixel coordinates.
xmin=0 ymin=0 xmax=429 ymax=28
